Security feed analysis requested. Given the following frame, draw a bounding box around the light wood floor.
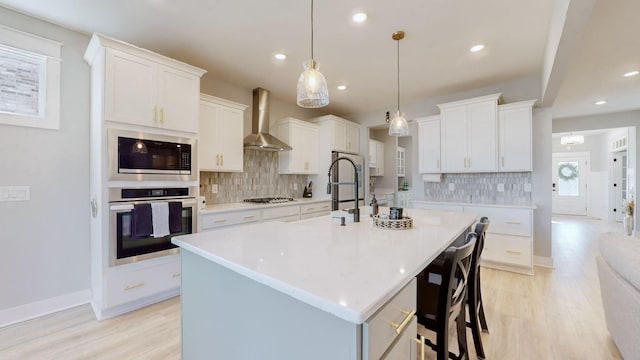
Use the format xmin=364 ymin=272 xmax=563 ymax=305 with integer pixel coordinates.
xmin=0 ymin=216 xmax=624 ymax=359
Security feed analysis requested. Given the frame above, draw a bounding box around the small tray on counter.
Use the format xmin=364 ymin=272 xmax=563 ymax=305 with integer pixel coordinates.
xmin=372 ymin=215 xmax=413 ymax=230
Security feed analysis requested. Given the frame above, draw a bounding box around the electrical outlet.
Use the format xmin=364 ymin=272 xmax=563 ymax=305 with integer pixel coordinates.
xmin=448 ymin=183 xmax=455 ymax=191
xmin=294 ymin=183 xmax=298 ymax=191
xmin=211 ymin=184 xmax=219 ymax=194
xmin=497 ymin=183 xmax=505 ymax=192
xmin=524 ymin=183 xmax=532 ymax=192
xmin=0 ymin=186 xmax=30 ymax=202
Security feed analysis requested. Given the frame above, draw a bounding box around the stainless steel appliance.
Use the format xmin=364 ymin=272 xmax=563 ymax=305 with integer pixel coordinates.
xmin=243 ymin=197 xmax=295 ymax=204
xmin=109 ymin=186 xmax=197 ymax=266
xmin=330 ymin=151 xmax=364 ymax=211
xmin=108 ymin=128 xmax=197 ymax=181
xmin=243 ymin=87 xmax=292 ymax=151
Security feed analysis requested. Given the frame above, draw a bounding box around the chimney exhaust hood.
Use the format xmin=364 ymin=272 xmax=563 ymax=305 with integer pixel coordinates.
xmin=243 ymin=88 xmax=292 ymax=151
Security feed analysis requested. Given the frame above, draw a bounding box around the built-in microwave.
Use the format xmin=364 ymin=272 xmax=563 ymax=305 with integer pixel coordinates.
xmin=108 ymin=129 xmax=197 ymax=182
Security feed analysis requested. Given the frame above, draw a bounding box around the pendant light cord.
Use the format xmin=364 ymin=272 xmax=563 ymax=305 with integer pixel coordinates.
xmin=397 ymin=38 xmax=400 ymax=112
xmin=311 ymin=0 xmax=314 ymax=60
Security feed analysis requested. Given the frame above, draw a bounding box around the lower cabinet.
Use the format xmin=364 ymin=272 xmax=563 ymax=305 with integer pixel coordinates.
xmin=262 ymin=205 xmax=301 ymax=222
xmin=411 ymin=202 xmax=534 ymax=275
xmin=363 ymin=278 xmax=416 ymax=360
xmin=200 ymin=209 xmax=261 ymax=230
xmin=300 ymin=201 xmax=331 ymax=219
xmin=100 ymin=254 xmax=181 ymax=318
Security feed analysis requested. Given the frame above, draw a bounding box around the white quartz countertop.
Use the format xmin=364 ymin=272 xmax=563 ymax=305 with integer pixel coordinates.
xmin=200 ymin=198 xmax=331 ymax=214
xmin=411 ymin=199 xmax=537 ymax=210
xmin=173 ymin=207 xmax=477 ymax=324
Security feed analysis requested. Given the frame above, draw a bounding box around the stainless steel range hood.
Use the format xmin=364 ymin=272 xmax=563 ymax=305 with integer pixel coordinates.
xmin=243 ymin=87 xmax=292 ymax=151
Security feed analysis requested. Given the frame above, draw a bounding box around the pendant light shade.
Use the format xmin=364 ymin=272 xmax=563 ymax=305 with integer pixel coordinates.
xmin=297 ymin=0 xmax=329 ymax=108
xmin=389 ymin=31 xmax=409 ymax=136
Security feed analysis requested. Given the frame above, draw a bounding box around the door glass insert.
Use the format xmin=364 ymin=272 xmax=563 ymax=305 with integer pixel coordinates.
xmin=558 ymin=161 xmax=579 ymax=196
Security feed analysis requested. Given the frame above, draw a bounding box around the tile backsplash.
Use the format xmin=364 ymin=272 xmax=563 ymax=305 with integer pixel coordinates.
xmin=200 ymin=149 xmax=309 ymax=204
xmin=423 ymin=172 xmax=532 ymax=204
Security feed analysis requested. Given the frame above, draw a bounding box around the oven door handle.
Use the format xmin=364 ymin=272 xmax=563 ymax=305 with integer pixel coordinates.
xmin=110 ymin=199 xmax=197 ymax=211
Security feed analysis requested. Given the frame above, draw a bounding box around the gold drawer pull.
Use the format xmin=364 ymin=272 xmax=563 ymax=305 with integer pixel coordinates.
xmin=172 ymin=273 xmax=181 ymax=278
xmin=390 ymin=309 xmax=416 ymax=334
xmin=506 ymin=250 xmax=522 ymax=255
xmin=306 ymin=207 xmax=315 ymax=211
xmin=124 ymin=282 xmax=145 ymax=291
xmin=214 ymin=219 xmax=228 ymax=223
xmin=321 ymin=205 xmax=329 ymax=209
xmin=243 ymin=215 xmax=256 ymax=219
xmin=413 ymin=334 xmax=426 ymax=360
xmin=506 ymin=221 xmax=521 ymax=225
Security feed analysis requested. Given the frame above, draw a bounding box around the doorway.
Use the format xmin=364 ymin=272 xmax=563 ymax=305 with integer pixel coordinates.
xmin=552 ymin=152 xmax=589 ymax=216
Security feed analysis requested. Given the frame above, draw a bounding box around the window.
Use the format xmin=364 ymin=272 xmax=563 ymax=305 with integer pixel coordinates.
xmin=0 ymin=25 xmax=61 ymax=130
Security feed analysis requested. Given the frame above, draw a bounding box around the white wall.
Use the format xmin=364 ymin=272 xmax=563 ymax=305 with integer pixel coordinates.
xmin=0 ymin=7 xmax=91 ymax=312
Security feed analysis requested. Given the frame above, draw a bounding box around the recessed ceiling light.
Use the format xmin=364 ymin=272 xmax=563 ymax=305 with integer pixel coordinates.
xmin=470 ymin=44 xmax=485 ymax=53
xmin=337 ymin=85 xmax=347 ymax=90
xmin=274 ymin=53 xmax=287 ymax=60
xmin=623 ymin=70 xmax=639 ymax=77
xmin=352 ymin=12 xmax=367 ymax=23
xmin=595 ymin=100 xmax=607 ymax=105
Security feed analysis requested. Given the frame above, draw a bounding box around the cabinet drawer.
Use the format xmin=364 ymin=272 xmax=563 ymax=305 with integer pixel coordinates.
xmin=262 ymin=205 xmax=300 ymax=220
xmin=105 ymin=258 xmax=180 ymax=308
xmin=200 ymin=210 xmax=260 ymax=230
xmin=465 ymin=206 xmax=532 ymax=236
xmin=482 ymin=234 xmax=532 ymax=268
xmin=364 ymin=278 xmax=416 ymax=360
xmin=382 ymin=317 xmax=417 ymax=360
xmin=300 ymin=202 xmax=331 ymax=215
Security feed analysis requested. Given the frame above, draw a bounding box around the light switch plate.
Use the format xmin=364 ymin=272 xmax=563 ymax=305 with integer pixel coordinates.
xmin=293 ymin=183 xmax=298 ymax=191
xmin=211 ymin=184 xmax=219 ymax=194
xmin=497 ymin=183 xmax=505 ymax=192
xmin=0 ymin=186 xmax=30 ymax=202
xmin=448 ymin=183 xmax=455 ymax=191
xmin=524 ymin=183 xmax=532 ymax=192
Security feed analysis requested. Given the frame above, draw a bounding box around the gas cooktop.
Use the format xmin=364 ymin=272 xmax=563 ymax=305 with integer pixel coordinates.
xmin=243 ymin=197 xmax=295 ymax=204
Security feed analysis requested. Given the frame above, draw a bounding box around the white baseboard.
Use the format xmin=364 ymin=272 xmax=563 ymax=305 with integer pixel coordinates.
xmin=534 ymin=255 xmax=554 ymax=268
xmin=0 ymin=289 xmax=91 ymax=328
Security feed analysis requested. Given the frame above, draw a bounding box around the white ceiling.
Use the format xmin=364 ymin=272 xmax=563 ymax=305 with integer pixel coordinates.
xmin=0 ymin=0 xmax=638 ymax=119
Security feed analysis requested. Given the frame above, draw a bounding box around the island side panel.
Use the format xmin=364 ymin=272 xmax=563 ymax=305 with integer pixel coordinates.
xmin=180 ymin=249 xmax=362 ymax=360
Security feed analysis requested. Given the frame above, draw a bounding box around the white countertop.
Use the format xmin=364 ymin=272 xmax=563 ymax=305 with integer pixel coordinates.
xmin=173 ymin=207 xmax=476 ymax=324
xmin=200 ymin=197 xmax=331 ymax=214
xmin=411 ymin=199 xmax=537 ymax=210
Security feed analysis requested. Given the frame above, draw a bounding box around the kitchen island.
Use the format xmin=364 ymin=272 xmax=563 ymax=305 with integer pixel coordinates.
xmin=172 ymin=207 xmax=476 ymax=359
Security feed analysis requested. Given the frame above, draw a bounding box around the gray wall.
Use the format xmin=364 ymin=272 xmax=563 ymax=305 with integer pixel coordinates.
xmin=0 ymin=7 xmax=91 ymax=310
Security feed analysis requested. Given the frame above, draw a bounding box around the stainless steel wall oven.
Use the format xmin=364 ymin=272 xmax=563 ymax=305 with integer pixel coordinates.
xmin=109 ymin=186 xmax=197 ymax=266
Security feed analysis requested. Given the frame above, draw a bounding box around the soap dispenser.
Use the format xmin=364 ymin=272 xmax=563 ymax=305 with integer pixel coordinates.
xmin=370 ymin=195 xmax=379 ymax=217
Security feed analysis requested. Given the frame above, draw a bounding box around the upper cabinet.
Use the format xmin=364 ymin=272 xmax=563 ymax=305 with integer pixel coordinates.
xmin=498 ymin=100 xmax=536 ymax=172
xmin=439 ymin=93 xmax=502 ymax=173
xmin=310 ymin=115 xmax=360 ymax=153
xmin=277 ymin=117 xmax=319 ymax=174
xmin=417 ymin=115 xmax=441 ymax=174
xmin=397 ymin=146 xmax=406 ymax=177
xmin=85 ymin=34 xmax=206 ymax=133
xmin=199 ymin=94 xmax=247 ymax=172
xmin=369 ymin=139 xmax=385 ymax=177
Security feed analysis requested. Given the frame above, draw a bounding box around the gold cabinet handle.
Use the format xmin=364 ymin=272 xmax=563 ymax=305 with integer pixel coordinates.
xmin=506 ymin=250 xmax=522 ymax=255
xmin=506 ymin=221 xmax=521 ymax=225
xmin=153 ymin=106 xmax=157 ymax=121
xmin=243 ymin=215 xmax=255 ymax=219
xmin=124 ymin=282 xmax=145 ymax=291
xmin=221 ymin=154 xmax=223 ymax=166
xmin=216 ymin=154 xmax=220 ymax=166
xmin=413 ymin=335 xmax=426 ymax=360
xmin=307 ymin=207 xmax=315 ymax=211
xmin=214 ymin=219 xmax=228 ymax=223
xmin=172 ymin=273 xmax=181 ymax=278
xmin=390 ymin=309 xmax=416 ymax=334
xmin=160 ymin=107 xmax=164 ymax=124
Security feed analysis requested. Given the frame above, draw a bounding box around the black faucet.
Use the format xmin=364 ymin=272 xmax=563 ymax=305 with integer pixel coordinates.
xmin=327 ymin=157 xmax=360 ymax=223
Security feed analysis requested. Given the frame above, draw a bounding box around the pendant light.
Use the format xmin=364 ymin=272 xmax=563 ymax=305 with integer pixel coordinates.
xmin=389 ymin=31 xmax=409 ymax=136
xmin=297 ymin=0 xmax=329 ymax=108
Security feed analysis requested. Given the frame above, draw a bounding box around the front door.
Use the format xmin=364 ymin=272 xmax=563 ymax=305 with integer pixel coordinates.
xmin=552 ymin=152 xmax=589 ymax=215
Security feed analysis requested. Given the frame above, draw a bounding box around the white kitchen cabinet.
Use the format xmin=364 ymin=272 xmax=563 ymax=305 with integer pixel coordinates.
xmin=368 ymin=140 xmax=377 ymax=168
xmin=262 ymin=205 xmax=301 ymax=222
xmin=310 ymin=115 xmax=361 ymax=153
xmin=369 ymin=140 xmax=385 ymax=177
xmin=277 ymin=117 xmax=319 ymax=174
xmin=498 ymin=100 xmax=535 ymax=172
xmin=102 ymin=44 xmax=205 ymax=133
xmin=199 ymin=94 xmax=247 ymax=172
xmin=439 ymin=94 xmax=501 ymax=173
xmin=300 ymin=201 xmax=331 ymax=219
xmin=397 ymin=146 xmax=406 ymax=177
xmin=417 ymin=116 xmax=441 ymax=174
xmin=200 ymin=209 xmax=261 ymax=231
